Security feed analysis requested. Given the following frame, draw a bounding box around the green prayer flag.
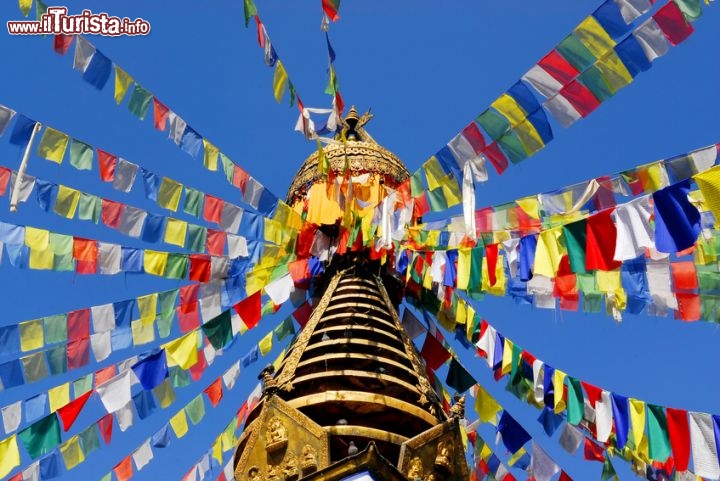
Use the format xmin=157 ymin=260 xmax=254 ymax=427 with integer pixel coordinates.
xmin=36 ymin=0 xmax=48 ymax=21
xmin=445 ymin=358 xmax=475 ymax=393
xmin=18 ymin=413 xmax=61 ymax=459
xmin=73 ymin=374 xmax=93 ymax=397
xmin=557 ymin=33 xmax=596 ymax=71
xmin=427 ymin=187 xmax=448 ymax=212
xmin=506 ymin=365 xmax=531 ymax=401
xmin=274 ymin=317 xmax=295 ymax=341
xmin=45 ymin=345 xmax=67 ymax=375
xmin=563 ymin=220 xmax=587 ymax=274
xmin=170 ymin=366 xmax=191 ymax=388
xmin=476 ymin=109 xmax=511 ymax=141
xmin=127 ymin=84 xmax=153 ymax=120
xmin=48 ymin=233 xmax=73 ymax=255
xmin=584 ymin=292 xmax=604 ymax=313
xmin=567 ymin=377 xmax=584 ymax=425
xmin=158 ymin=289 xmax=179 ymax=318
xmin=579 ymin=66 xmax=614 ymax=101
xmin=698 ymin=270 xmax=720 ymax=292
xmin=163 ymin=254 xmax=188 ymax=279
xmin=53 ymin=253 xmax=75 ymax=272
xmin=78 ymin=424 xmax=100 ymax=456
xmin=183 ymin=187 xmax=203 ymax=217
xmin=243 ymin=0 xmax=257 ymax=26
xmin=701 ymin=294 xmax=720 ymax=322
xmin=22 ymin=352 xmax=49 ymax=382
xmin=410 ymin=170 xmax=424 ymax=197
xmin=187 ymin=224 xmax=207 ymax=253
xmin=468 ymin=246 xmax=484 ymax=292
xmin=185 ymin=395 xmax=206 ymax=425
xmin=289 ymin=82 xmax=296 ymax=107
xmin=601 ymin=456 xmax=617 ymax=481
xmin=78 ymin=193 xmax=101 ymax=223
xmin=675 ymin=0 xmax=703 ymax=21
xmin=69 ymin=139 xmax=93 ymax=170
xmin=219 ymin=153 xmax=234 ymax=184
xmin=43 ymin=314 xmax=68 ymax=344
xmin=202 ymin=310 xmax=232 ymax=350
xmin=497 ymin=130 xmax=528 ymax=164
xmin=156 ymin=310 xmax=174 ymax=339
xmin=153 ymin=379 xmax=176 ymax=408
xmin=647 ymin=404 xmax=671 ymax=462
xmin=510 ymin=343 xmax=522 ymax=378
xmin=100 ymin=473 xmax=112 ymax=481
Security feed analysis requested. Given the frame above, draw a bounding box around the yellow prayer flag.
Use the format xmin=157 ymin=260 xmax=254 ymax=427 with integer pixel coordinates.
xmin=37 ymin=127 xmax=69 ymax=164
xmin=164 ymin=331 xmax=198 ymax=370
xmin=459 ymin=423 xmax=468 ymax=452
xmin=131 ymin=319 xmax=155 ymax=346
xmin=144 ymin=250 xmax=168 ymax=276
xmin=60 ymin=435 xmax=85 ymax=470
xmin=514 ymin=119 xmax=544 ymax=155
xmin=508 ymin=446 xmax=527 ymax=467
xmin=25 ymin=226 xmax=50 ymax=250
xmin=422 ymin=156 xmax=446 ymax=191
xmin=137 ymin=293 xmax=158 ymax=325
xmin=272 ymin=349 xmax=286 ymax=372
xmin=212 ymin=438 xmax=223 ymax=466
xmin=638 ymin=162 xmax=667 ymax=192
xmin=474 ymin=384 xmax=502 ymax=425
xmin=164 ymin=218 xmax=188 ymax=247
xmin=202 ymin=139 xmax=219 ymax=172
xmin=439 ymin=174 xmax=462 ymax=207
xmin=169 ymin=410 xmax=189 ymax=438
xmin=629 ymin=398 xmax=646 ymax=448
xmin=114 ymin=66 xmax=133 ymax=105
xmin=575 ymin=16 xmax=616 ymax=58
xmin=456 ymin=247 xmax=472 ymax=290
xmin=501 ymin=338 xmax=513 ymax=376
xmin=481 ymin=254 xmax=507 ymax=296
xmin=54 ymin=185 xmax=81 ymax=219
xmin=455 ymin=298 xmax=467 ymax=327
xmin=0 ymin=435 xmax=20 ymax=478
xmin=479 ymin=442 xmax=492 ymax=461
xmin=153 ymin=379 xmax=176 ymax=408
xmin=258 ymin=331 xmax=273 ymax=356
xmin=264 ymin=219 xmax=284 ymax=245
xmin=516 ymin=196 xmax=540 ymax=219
xmin=436 ymin=309 xmax=456 ymax=332
xmin=553 ymin=369 xmax=567 ymax=414
xmin=491 ymin=94 xmax=527 ymax=127
xmin=534 ymin=227 xmax=565 ymax=278
xmin=465 ymin=305 xmax=477 ymax=341
xmin=19 ymin=319 xmax=44 ymax=352
xmin=19 ymin=0 xmax=32 ymax=16
xmin=49 ymin=383 xmax=70 ymax=413
xmin=273 ymin=60 xmax=289 ymax=103
xmin=157 ymin=177 xmax=183 ymax=211
xmin=596 ymin=51 xmax=633 ymax=93
xmin=694 ymin=165 xmax=720 ymax=221
xmin=29 ymin=247 xmax=54 ymax=270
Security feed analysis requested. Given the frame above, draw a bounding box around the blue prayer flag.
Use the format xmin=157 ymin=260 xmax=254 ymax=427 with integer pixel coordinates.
xmin=180 ymin=125 xmax=203 ymax=159
xmin=10 ymin=114 xmax=36 ymax=147
xmin=141 ymin=168 xmax=161 ymax=201
xmin=653 ymin=180 xmax=701 ymax=253
xmin=593 ymin=0 xmax=631 ymax=39
xmin=82 ymin=50 xmax=112 ymax=89
xmin=132 ymin=350 xmax=168 ymax=390
xmin=141 ymin=213 xmax=165 ymax=243
xmin=497 ymin=411 xmax=531 ymax=454
xmin=615 ymin=35 xmax=652 ymax=77
xmin=611 ymin=392 xmax=629 ymax=449
xmin=0 ymin=358 xmax=24 ymax=388
xmin=120 ymin=248 xmax=144 ymax=273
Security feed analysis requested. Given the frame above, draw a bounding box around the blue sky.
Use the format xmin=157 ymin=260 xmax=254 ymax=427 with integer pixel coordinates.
xmin=0 ymin=1 xmax=719 ymax=480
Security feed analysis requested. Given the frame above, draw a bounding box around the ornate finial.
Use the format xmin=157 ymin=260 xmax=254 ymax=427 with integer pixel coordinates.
xmin=340 ymin=106 xmax=375 ymax=143
xmin=258 ymin=364 xmax=277 ymax=394
xmin=449 ymin=394 xmax=465 ymax=419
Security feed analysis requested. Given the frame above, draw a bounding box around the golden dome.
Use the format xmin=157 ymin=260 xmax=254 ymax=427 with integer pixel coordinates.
xmin=285 ymin=107 xmax=410 ymax=203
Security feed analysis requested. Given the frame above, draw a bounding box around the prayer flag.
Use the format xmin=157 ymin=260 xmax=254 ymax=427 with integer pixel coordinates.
xmin=69 ymin=139 xmax=93 ymax=170
xmin=37 ymin=127 xmax=69 ymax=164
xmin=273 ymin=61 xmax=289 ymax=103
xmin=653 ymin=1 xmax=695 ymax=45
xmin=57 ymin=391 xmax=91 ymax=431
xmin=127 ymin=84 xmax=153 ymax=120
xmin=164 ymin=331 xmax=198 ymax=370
xmin=114 ymin=66 xmax=133 ymax=105
xmin=153 ymin=98 xmax=169 ymax=131
xmin=170 ymin=410 xmax=189 ymax=438
xmin=203 ymin=139 xmax=219 ymax=172
xmin=258 ymin=331 xmax=273 ymax=356
xmin=158 ymin=178 xmax=183 ymax=211
xmin=132 ymin=351 xmax=168 ymax=390
xmin=18 ymin=414 xmax=61 ymax=459
xmin=0 ymin=435 xmax=20 ymax=478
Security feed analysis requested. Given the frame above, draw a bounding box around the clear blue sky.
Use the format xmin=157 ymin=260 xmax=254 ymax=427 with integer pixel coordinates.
xmin=0 ymin=1 xmax=719 ymax=480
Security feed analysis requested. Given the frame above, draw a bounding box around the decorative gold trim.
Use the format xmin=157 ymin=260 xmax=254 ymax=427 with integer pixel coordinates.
xmin=303 ymin=338 xmax=410 ymax=359
xmin=296 ymin=352 xmax=422 ymax=378
xmin=317 ymin=312 xmax=397 ymax=331
xmin=291 ymin=369 xmax=421 ymax=395
xmin=286 ymin=390 xmax=438 ymax=426
xmin=324 ymin=425 xmax=409 ymax=445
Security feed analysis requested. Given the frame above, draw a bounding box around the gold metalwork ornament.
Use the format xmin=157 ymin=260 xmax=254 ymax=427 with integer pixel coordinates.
xmin=300 ymin=445 xmax=318 ymax=474
xmin=407 ymin=456 xmax=424 ymax=481
xmin=434 ymin=440 xmax=455 ymax=473
xmin=265 ymin=417 xmax=289 ymax=454
xmin=282 ymin=454 xmax=300 ymax=481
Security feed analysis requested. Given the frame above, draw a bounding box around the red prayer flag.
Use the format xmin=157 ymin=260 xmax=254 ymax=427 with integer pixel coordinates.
xmin=67 ymin=337 xmax=90 ymax=369
xmin=95 ymin=366 xmax=116 ymax=386
xmin=462 ymin=122 xmax=487 ymax=154
xmin=413 ymin=192 xmax=430 ymax=218
xmin=585 ymin=209 xmax=622 ymax=271
xmin=73 ymin=237 xmax=98 ymax=274
xmin=675 ymin=292 xmax=701 ymax=322
xmin=483 ymin=142 xmax=509 ymax=175
xmin=538 ymin=50 xmax=579 ymax=85
xmin=153 ymin=97 xmax=169 ymax=131
xmin=653 ymin=1 xmax=694 ymax=46
xmin=583 ymin=437 xmax=605 ymax=462
xmin=322 ymin=0 xmax=340 ymax=21
xmin=96 ymin=149 xmax=117 ymax=182
xmin=180 ymin=284 xmax=200 ymax=307
xmin=288 ymin=258 xmax=310 ymax=284
xmin=189 ymin=254 xmax=212 ymax=282
xmin=232 ymin=165 xmax=249 ymax=193
xmin=292 ymin=301 xmax=313 ymax=328
xmin=203 ymin=194 xmax=224 ymax=224
xmin=206 ymin=229 xmax=226 ymax=257
xmin=8 ymin=474 xmax=22 ymax=481
xmin=57 ymin=390 xmax=92 ymax=431
xmin=558 ymin=471 xmax=573 ymax=481
xmin=113 ymin=456 xmax=133 ymax=481
xmin=204 ymin=378 xmax=223 ymax=407
xmin=581 ymin=380 xmax=602 ymax=407
xmin=101 ymin=199 xmax=124 ymax=229
xmin=177 ymin=304 xmax=201 ymax=332
xmin=485 ymin=244 xmax=499 ymax=286
xmin=236 ymin=401 xmax=249 ymax=428
xmin=67 ymin=309 xmax=90 ymax=341
xmin=559 ymin=80 xmax=601 ymax=117
xmin=53 ymin=34 xmax=73 ymax=55
xmin=98 ymin=413 xmax=114 ymax=444
xmin=0 ymin=167 xmax=11 ymax=196
xmin=420 ymin=333 xmax=450 ymax=371
xmin=666 ymin=407 xmax=691 ymax=472
xmin=234 ymin=291 xmax=262 ymax=329
xmin=296 ymin=224 xmax=318 ymax=258
xmin=670 ymin=261 xmax=698 ymax=291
